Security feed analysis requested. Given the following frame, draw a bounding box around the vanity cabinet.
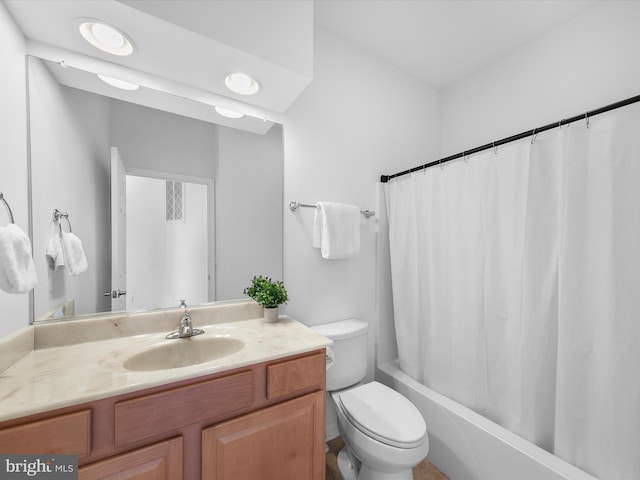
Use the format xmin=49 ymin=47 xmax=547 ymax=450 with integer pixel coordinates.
xmin=0 ymin=350 xmax=326 ymax=480
xmin=202 ymin=350 xmax=327 ymax=480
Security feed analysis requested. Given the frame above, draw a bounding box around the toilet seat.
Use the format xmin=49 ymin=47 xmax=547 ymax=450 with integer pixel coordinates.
xmin=337 ymin=381 xmax=426 ymax=449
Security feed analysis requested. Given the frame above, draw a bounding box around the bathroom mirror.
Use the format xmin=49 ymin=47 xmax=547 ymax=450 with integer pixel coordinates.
xmin=28 ymin=56 xmax=283 ymax=322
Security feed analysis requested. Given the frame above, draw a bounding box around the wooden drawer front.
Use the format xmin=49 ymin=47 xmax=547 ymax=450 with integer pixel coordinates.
xmin=0 ymin=409 xmax=91 ymax=457
xmin=80 ymin=436 xmax=183 ymax=480
xmin=202 ymin=391 xmax=325 ymax=480
xmin=115 ymin=371 xmax=252 ymax=447
xmin=267 ymin=352 xmax=325 ymax=400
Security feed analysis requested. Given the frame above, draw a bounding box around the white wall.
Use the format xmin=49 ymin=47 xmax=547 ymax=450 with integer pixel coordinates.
xmin=216 ymin=125 xmax=283 ymax=301
xmin=29 ymin=58 xmax=112 ymax=320
xmin=282 ymin=26 xmax=440 ymax=440
xmin=441 ymin=1 xmax=640 ymax=156
xmin=0 ymin=2 xmax=29 ymax=336
xmin=282 ymin=26 xmax=441 ymax=375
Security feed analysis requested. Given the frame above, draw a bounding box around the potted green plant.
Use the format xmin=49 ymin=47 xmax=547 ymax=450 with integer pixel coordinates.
xmin=243 ymin=275 xmax=289 ymax=322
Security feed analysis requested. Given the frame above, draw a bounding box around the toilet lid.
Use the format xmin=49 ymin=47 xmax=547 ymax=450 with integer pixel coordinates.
xmin=338 ymin=382 xmax=426 ymax=448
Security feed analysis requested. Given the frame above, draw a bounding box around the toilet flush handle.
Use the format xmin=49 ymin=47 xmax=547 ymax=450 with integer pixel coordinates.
xmin=324 ymin=347 xmax=335 ymax=371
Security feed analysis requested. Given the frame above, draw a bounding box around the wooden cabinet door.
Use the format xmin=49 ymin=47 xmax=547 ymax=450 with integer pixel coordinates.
xmin=202 ymin=391 xmax=325 ymax=480
xmin=79 ymin=437 xmax=182 ymax=480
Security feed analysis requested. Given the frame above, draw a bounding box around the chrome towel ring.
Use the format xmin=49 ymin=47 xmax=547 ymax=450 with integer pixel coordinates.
xmin=53 ymin=208 xmax=73 ymax=234
xmin=0 ymin=192 xmax=15 ymax=224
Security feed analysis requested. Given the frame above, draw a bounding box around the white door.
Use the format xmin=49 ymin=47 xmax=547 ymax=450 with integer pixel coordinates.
xmin=110 ymin=147 xmax=127 ymax=311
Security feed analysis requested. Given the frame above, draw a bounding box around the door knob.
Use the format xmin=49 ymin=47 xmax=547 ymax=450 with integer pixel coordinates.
xmin=104 ymin=289 xmax=127 ymax=298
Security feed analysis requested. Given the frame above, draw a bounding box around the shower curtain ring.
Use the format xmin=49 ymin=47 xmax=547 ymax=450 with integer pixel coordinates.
xmin=531 ymin=128 xmax=537 ymax=144
xmin=493 ymin=142 xmax=498 ymax=155
xmin=585 ymin=113 xmax=590 ymax=129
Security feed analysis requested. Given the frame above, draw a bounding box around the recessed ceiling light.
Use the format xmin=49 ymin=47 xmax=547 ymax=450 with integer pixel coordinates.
xmin=224 ymin=73 xmax=260 ymax=95
xmin=215 ymin=107 xmax=244 ymax=119
xmin=77 ymin=19 xmax=135 ymax=56
xmin=97 ymin=74 xmax=139 ymax=91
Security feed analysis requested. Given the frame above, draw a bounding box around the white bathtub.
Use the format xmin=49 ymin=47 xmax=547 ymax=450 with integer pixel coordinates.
xmin=377 ymin=361 xmax=599 ymax=480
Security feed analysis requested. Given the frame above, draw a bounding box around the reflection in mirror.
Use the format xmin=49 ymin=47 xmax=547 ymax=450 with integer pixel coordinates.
xmin=125 ymin=176 xmax=208 ymax=312
xmin=28 ymin=56 xmax=283 ymax=322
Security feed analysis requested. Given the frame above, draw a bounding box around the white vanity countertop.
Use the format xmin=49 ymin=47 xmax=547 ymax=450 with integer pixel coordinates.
xmin=0 ymin=312 xmax=331 ymax=423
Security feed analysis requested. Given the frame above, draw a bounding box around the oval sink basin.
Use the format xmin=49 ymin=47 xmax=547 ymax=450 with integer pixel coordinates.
xmin=123 ymin=335 xmax=245 ymax=371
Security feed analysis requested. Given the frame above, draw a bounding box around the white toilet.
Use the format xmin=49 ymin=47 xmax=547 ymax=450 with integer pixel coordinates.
xmin=312 ymin=319 xmax=429 ymax=480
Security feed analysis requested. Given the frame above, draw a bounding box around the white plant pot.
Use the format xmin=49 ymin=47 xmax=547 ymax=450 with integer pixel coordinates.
xmin=263 ymin=306 xmax=279 ymax=323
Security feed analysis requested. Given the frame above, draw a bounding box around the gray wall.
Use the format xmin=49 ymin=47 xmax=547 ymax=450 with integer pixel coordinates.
xmin=216 ymin=125 xmax=283 ymax=301
xmin=110 ymin=99 xmax=217 ymax=179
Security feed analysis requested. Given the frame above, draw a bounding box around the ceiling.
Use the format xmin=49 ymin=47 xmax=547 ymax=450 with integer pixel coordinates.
xmin=4 ymin=0 xmax=602 ymax=124
xmin=314 ymin=0 xmax=601 ymax=89
xmin=4 ymin=0 xmax=313 ymax=126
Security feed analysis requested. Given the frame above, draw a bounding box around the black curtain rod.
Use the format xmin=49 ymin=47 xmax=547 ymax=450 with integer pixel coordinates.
xmin=380 ymin=93 xmax=640 ymax=183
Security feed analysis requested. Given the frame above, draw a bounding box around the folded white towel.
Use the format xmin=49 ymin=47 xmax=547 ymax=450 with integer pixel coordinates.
xmin=0 ymin=223 xmax=38 ymax=293
xmin=61 ymin=232 xmax=88 ymax=276
xmin=313 ymin=202 xmax=360 ymax=259
xmin=46 ymin=234 xmax=65 ymax=270
xmin=313 ymin=208 xmax=322 ymax=249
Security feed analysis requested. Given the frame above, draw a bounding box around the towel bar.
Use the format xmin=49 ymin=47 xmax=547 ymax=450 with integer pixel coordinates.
xmin=289 ymin=201 xmax=375 ymax=219
xmin=0 ymin=192 xmax=15 ymax=224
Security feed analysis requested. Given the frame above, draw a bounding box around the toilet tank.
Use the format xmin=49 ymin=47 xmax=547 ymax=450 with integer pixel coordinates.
xmin=311 ymin=319 xmax=368 ymax=391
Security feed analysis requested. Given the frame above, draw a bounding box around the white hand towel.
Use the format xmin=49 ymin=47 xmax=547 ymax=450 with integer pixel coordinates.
xmin=46 ymin=234 xmax=65 ymax=270
xmin=313 ymin=208 xmax=322 ymax=249
xmin=0 ymin=223 xmax=38 ymax=293
xmin=314 ymin=202 xmax=360 ymax=259
xmin=61 ymin=232 xmax=88 ymax=276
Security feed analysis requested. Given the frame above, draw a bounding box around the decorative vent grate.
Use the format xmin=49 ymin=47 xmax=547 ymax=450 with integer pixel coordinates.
xmin=166 ymin=180 xmax=184 ymax=221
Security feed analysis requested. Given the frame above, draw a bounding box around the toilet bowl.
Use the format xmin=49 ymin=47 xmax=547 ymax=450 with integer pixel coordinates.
xmin=311 ymin=319 xmax=430 ymax=480
xmin=332 ymin=382 xmax=429 ymax=480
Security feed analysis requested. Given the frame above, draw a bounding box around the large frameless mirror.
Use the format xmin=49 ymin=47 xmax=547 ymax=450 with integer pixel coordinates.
xmin=28 ymin=56 xmax=283 ymax=322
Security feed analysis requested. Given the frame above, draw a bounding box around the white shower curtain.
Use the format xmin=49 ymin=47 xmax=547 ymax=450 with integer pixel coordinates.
xmin=385 ymin=104 xmax=640 ymax=480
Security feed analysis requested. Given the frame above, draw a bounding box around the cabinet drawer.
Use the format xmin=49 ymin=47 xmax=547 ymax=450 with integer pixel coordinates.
xmin=0 ymin=409 xmax=91 ymax=457
xmin=267 ymin=352 xmax=325 ymax=400
xmin=115 ymin=371 xmax=252 ymax=447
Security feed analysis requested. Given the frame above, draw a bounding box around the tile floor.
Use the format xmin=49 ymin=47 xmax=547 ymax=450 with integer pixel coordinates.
xmin=325 ymin=437 xmax=449 ymax=480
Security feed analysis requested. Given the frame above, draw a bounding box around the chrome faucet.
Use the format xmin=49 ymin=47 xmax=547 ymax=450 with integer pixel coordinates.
xmin=166 ymin=300 xmax=204 ymax=339
xmin=179 ymin=311 xmax=194 ymax=336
